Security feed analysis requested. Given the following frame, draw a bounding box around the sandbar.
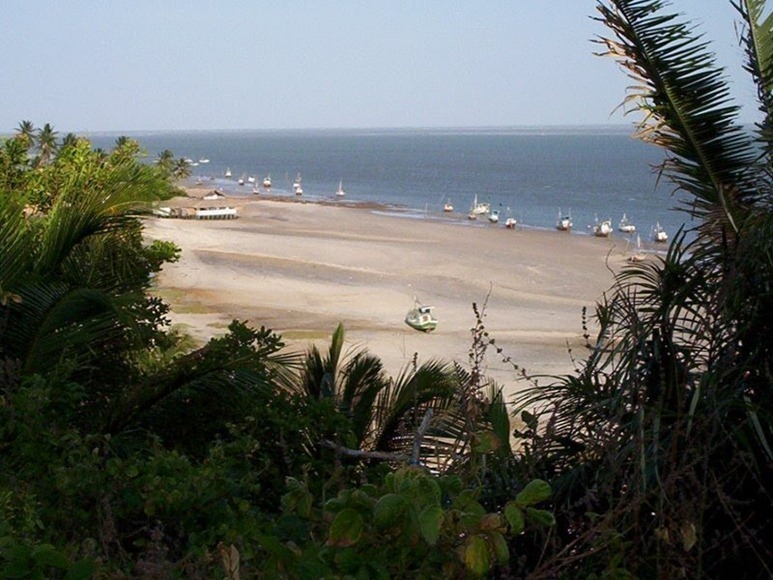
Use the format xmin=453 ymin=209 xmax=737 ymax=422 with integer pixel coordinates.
xmin=144 ymin=189 xmax=634 ymax=396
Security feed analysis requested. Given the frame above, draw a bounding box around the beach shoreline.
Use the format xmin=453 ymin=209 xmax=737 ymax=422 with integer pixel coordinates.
xmin=144 ymin=187 xmax=632 ymax=396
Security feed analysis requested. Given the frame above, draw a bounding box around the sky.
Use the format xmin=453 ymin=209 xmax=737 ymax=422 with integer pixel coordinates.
xmin=0 ymin=1 xmax=760 ymax=133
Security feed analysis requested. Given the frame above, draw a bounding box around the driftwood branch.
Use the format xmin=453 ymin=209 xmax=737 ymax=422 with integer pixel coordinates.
xmin=321 ymin=409 xmax=434 ymax=465
xmin=411 ymin=408 xmax=433 ymax=463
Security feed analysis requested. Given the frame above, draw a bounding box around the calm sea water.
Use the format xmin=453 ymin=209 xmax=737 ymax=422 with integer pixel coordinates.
xmin=89 ymin=126 xmax=693 ymax=239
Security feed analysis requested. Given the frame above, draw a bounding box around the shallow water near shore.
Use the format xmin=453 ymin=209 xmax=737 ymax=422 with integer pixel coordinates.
xmin=91 ymin=126 xmax=692 ymax=241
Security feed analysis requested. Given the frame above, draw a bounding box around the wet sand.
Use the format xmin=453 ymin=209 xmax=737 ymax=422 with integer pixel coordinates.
xmin=143 ymin=190 xmax=633 ymax=395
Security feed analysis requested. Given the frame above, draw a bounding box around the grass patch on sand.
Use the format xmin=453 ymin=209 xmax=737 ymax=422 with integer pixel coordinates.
xmin=280 ymin=329 xmax=333 ymax=341
xmin=152 ymin=288 xmax=214 ymax=314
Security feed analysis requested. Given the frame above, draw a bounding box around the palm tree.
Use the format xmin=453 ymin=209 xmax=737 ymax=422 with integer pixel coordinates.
xmin=14 ymin=120 xmax=35 ymax=149
xmin=59 ymin=132 xmax=79 ymax=151
xmin=0 ymin=136 xmax=294 ymax=445
xmin=510 ymin=1 xmax=773 ymax=576
xmin=34 ymin=122 xmax=58 ymax=166
xmin=291 ymin=324 xmax=464 ymax=462
xmin=111 ymin=135 xmax=141 ymax=162
xmin=155 ymin=148 xmax=175 ymax=173
xmin=172 ymin=157 xmax=191 ymax=180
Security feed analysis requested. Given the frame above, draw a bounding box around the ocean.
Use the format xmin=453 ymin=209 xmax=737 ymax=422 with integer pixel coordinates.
xmin=88 ymin=126 xmax=693 ymax=240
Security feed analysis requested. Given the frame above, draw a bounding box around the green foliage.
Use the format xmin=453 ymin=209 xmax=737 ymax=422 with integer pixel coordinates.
xmin=503 ymin=1 xmax=773 ymax=577
xmin=252 ymin=468 xmax=553 ymax=578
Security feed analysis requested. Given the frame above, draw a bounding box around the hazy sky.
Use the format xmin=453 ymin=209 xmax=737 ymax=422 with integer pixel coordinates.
xmin=1 ymin=1 xmax=758 ymax=133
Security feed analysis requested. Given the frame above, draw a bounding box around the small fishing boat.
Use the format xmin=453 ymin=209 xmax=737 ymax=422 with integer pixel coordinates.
xmin=592 ymin=216 xmax=613 ymax=237
xmin=263 ymin=174 xmax=272 ymax=190
xmin=652 ymin=222 xmax=668 ymax=243
xmin=443 ymin=199 xmax=454 ymax=212
xmin=238 ymin=174 xmax=245 ymax=186
xmin=503 ymin=207 xmax=516 ymax=229
xmin=335 ymin=180 xmax=346 ymax=197
xmin=404 ymin=299 xmax=438 ymax=332
xmin=488 ymin=209 xmax=500 ymax=224
xmin=252 ymin=182 xmax=260 ymax=194
xmin=293 ymin=173 xmax=303 ymax=195
xmin=618 ymin=213 xmax=636 ymax=233
xmin=556 ymin=209 xmax=573 ymax=231
xmin=247 ymin=175 xmax=256 ymax=184
xmin=225 ymin=167 xmax=232 ymax=178
xmin=470 ymin=194 xmax=490 ymax=216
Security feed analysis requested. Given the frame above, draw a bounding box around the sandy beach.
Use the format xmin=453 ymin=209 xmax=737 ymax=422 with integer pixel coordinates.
xmin=144 ymin=189 xmax=633 ymax=396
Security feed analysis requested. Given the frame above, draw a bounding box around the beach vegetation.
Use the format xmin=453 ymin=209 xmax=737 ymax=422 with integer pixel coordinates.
xmin=504 ymin=0 xmax=773 ymax=577
xmin=0 ymin=127 xmax=539 ymax=576
xmin=4 ymin=0 xmax=770 ymax=576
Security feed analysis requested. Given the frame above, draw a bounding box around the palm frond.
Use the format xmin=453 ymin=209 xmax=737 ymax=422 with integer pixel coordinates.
xmin=596 ymin=0 xmax=758 ymax=231
xmin=5 ymin=281 xmax=124 ymax=374
xmin=369 ymin=359 xmax=456 ymax=453
xmin=737 ymin=0 xmax=773 ymax=164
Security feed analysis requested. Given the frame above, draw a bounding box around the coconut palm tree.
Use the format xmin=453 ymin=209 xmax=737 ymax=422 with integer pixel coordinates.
xmin=510 ymin=1 xmax=773 ymax=576
xmin=0 ymin=135 xmax=294 ymax=445
xmin=14 ymin=120 xmax=35 ymax=149
xmin=34 ymin=122 xmax=58 ymax=166
xmin=111 ymin=135 xmax=141 ymax=162
xmin=155 ymin=148 xmax=175 ymax=173
xmin=172 ymin=156 xmax=191 ymax=180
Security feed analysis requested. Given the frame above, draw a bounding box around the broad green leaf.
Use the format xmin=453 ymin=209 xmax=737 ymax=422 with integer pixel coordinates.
xmin=323 ymin=497 xmax=347 ymax=514
xmin=525 ymin=507 xmax=556 ymax=527
xmin=31 ymin=544 xmax=70 ymax=569
xmin=505 ymin=501 xmax=525 ymax=535
xmin=453 ymin=489 xmax=485 ymax=516
xmin=327 ymin=508 xmax=364 ymax=548
xmin=373 ymin=493 xmax=406 ymax=528
xmin=439 ymin=474 xmax=463 ymax=494
xmin=65 ymin=558 xmax=97 ymax=580
xmin=515 ymin=479 xmax=551 ymax=506
xmin=472 ymin=430 xmax=501 ymax=454
xmin=491 ymin=532 xmax=510 ymax=563
xmin=464 ymin=535 xmax=490 ymax=576
xmin=416 ymin=476 xmax=442 ymax=506
xmin=418 ymin=505 xmax=444 ymax=545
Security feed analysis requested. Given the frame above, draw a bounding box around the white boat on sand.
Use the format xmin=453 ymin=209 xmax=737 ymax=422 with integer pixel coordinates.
xmin=556 ymin=209 xmax=573 ymax=231
xmin=404 ymin=299 xmax=438 ymax=332
xmin=470 ymin=194 xmax=490 ymax=216
xmin=592 ymin=217 xmax=613 ymax=237
xmin=618 ymin=213 xmax=636 ymax=233
xmin=293 ymin=173 xmax=303 ymax=195
xmin=652 ymin=222 xmax=668 ymax=243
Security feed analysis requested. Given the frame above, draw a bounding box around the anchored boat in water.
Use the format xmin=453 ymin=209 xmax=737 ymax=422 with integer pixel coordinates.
xmin=556 ymin=209 xmax=573 ymax=231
